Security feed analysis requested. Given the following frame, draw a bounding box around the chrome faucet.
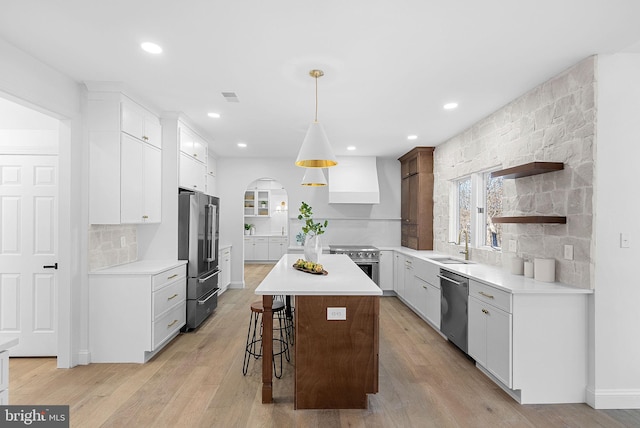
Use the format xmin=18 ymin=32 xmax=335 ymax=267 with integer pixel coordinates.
xmin=458 ymin=229 xmax=469 ymax=260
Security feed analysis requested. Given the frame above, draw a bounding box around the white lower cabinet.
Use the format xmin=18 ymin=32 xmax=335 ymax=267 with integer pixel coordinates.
xmin=394 ymin=252 xmax=406 ymax=298
xmin=412 ymin=258 xmax=441 ymax=328
xmin=379 ymin=250 xmax=394 ymax=291
xmin=403 ymin=257 xmax=414 ymax=303
xmin=244 ymin=236 xmax=278 ymax=261
xmin=414 ymin=276 xmax=441 ymax=329
xmin=468 ymin=295 xmax=512 ymax=387
xmin=218 ymin=246 xmax=231 ymax=292
xmin=89 ymin=262 xmax=187 ymax=363
xmin=268 ymin=237 xmax=288 ymax=261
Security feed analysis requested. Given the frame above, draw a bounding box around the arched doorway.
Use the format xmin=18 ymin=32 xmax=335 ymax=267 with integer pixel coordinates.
xmin=243 ymin=178 xmax=288 ymax=263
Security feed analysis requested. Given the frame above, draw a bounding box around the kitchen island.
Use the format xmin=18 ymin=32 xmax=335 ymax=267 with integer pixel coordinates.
xmin=255 ymin=253 xmax=382 ymax=409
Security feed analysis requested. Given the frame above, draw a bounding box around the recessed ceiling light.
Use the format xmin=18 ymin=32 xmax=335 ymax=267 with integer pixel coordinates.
xmin=237 ymin=143 xmax=247 ymax=148
xmin=207 ymin=112 xmax=221 ymax=118
xmin=140 ymin=42 xmax=163 ymax=54
xmin=407 ymin=135 xmax=418 ymax=140
xmin=443 ymin=102 xmax=458 ymax=110
xmin=347 ymin=146 xmax=356 ymax=151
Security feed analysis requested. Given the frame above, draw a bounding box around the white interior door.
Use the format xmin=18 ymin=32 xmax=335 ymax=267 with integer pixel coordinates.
xmin=0 ymin=154 xmax=58 ymax=356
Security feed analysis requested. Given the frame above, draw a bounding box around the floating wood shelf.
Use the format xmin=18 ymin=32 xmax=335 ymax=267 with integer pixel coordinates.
xmin=490 ymin=162 xmax=564 ymax=179
xmin=492 ymin=216 xmax=567 ymax=224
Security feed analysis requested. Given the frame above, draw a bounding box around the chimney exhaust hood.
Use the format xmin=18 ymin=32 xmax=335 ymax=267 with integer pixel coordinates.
xmin=328 ymin=156 xmax=380 ymax=204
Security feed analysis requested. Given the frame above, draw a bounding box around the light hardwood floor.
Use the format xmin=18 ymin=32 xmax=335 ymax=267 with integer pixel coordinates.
xmin=9 ymin=264 xmax=640 ymax=427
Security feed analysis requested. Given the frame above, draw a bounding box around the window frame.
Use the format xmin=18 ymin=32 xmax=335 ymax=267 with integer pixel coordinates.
xmin=450 ymin=167 xmax=503 ymax=252
xmin=482 ymin=169 xmax=503 ymax=250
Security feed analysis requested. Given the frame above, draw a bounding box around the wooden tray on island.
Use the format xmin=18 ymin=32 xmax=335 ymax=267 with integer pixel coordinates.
xmin=293 ymin=264 xmax=328 ymax=276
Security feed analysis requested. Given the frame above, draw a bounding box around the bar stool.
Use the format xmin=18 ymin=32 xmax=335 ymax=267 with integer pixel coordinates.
xmin=274 ymin=295 xmax=295 ymax=346
xmin=242 ymin=299 xmax=290 ymax=378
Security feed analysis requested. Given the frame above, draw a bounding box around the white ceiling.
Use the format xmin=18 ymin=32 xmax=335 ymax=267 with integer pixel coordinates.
xmin=1 ymin=1 xmax=640 ymax=159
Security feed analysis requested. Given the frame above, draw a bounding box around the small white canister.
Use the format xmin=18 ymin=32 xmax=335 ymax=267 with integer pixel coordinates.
xmin=534 ymin=258 xmax=555 ymax=282
xmin=510 ymin=256 xmax=524 ymax=275
xmin=524 ymin=261 xmax=534 ymax=278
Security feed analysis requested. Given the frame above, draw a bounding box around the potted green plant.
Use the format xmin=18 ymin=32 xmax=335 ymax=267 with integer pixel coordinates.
xmin=297 ymin=201 xmax=328 ymax=262
xmin=244 ymin=223 xmax=253 ymax=235
xmin=295 ymin=232 xmax=306 ymax=246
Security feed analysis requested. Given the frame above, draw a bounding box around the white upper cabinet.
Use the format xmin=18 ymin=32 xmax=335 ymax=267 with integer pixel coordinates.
xmin=179 ymin=152 xmax=206 ymax=192
xmin=88 ymin=91 xmax=162 ymax=224
xmin=205 ymin=153 xmax=217 ymax=196
xmin=178 ymin=122 xmax=213 ymax=193
xmin=121 ymin=98 xmax=161 ymax=148
xmin=179 ymin=126 xmax=207 ymax=162
xmin=121 ymin=134 xmax=162 ymax=223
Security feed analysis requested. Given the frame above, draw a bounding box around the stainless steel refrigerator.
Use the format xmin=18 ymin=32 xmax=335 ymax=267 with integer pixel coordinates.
xmin=178 ymin=190 xmax=220 ymax=330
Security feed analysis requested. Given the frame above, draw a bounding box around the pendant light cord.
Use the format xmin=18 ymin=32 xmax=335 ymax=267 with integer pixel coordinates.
xmin=314 ymin=74 xmax=319 ymax=122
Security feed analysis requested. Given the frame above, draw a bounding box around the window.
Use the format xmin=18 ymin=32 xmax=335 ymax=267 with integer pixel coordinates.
xmin=484 ymin=173 xmax=503 ymax=248
xmin=457 ymin=177 xmax=471 ymax=243
xmin=451 ymin=169 xmax=503 ymax=250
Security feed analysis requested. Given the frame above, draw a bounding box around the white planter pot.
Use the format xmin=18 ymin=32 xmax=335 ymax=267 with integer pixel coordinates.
xmin=304 ymin=235 xmax=322 ymax=263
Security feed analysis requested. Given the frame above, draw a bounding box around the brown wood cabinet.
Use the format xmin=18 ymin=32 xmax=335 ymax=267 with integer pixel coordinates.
xmin=398 ymin=147 xmax=434 ymax=250
xmin=294 ymin=295 xmax=379 ymax=409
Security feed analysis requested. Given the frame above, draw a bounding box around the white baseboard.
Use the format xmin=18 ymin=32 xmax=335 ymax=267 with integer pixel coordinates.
xmin=77 ymin=349 xmax=91 ymax=365
xmin=586 ymin=387 xmax=640 ymax=409
xmin=229 ymin=281 xmax=245 ymax=289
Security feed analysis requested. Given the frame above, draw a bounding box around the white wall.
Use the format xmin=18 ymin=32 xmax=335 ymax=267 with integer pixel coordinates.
xmin=589 ymin=53 xmax=640 ymax=409
xmin=216 ymin=157 xmax=401 ymax=287
xmin=0 ymin=37 xmax=84 ymax=368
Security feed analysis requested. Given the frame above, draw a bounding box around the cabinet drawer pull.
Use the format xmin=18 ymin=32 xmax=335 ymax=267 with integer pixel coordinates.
xmin=422 ymin=285 xmax=427 ymax=289
xmin=167 ymin=319 xmax=178 ymax=328
xmin=479 ymin=291 xmax=494 ymax=299
xmin=143 ymin=135 xmax=149 ymax=141
xmin=482 ymin=308 xmax=489 ymax=314
xmin=167 ymin=274 xmax=178 ymax=280
xmin=167 ymin=293 xmax=179 ymax=300
xmin=193 ymin=153 xmax=198 ymax=157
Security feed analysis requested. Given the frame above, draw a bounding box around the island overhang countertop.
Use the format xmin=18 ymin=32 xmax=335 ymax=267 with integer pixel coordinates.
xmin=255 ymin=254 xmax=382 ymax=296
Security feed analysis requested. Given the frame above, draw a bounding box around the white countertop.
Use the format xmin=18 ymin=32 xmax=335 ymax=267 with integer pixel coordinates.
xmin=0 ymin=338 xmax=19 ymax=352
xmin=385 ymin=247 xmax=592 ymax=295
xmin=90 ymin=260 xmax=186 ymax=275
xmin=244 ymin=234 xmax=288 ymax=238
xmin=255 ymin=254 xmax=382 ymax=296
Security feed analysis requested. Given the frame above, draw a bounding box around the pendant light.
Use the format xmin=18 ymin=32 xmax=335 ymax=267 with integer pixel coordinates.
xmin=295 ymin=69 xmax=338 ymax=168
xmin=301 ymin=168 xmax=327 ymax=186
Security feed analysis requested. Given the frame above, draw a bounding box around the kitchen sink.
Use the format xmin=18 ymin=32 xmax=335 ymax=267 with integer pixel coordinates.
xmin=429 ymin=257 xmax=472 ymax=264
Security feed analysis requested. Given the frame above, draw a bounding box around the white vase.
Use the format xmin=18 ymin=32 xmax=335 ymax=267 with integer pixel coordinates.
xmin=304 ymin=234 xmax=322 ymax=263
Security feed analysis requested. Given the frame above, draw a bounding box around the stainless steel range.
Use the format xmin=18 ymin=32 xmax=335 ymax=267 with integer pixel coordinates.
xmin=329 ymin=245 xmax=380 ymax=286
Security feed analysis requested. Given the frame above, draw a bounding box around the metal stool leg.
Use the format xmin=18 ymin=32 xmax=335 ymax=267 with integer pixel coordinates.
xmin=243 ymin=310 xmax=262 ymax=375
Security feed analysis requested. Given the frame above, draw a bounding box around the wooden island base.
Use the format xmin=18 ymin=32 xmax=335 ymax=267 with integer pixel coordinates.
xmin=256 ymin=254 xmax=382 ymax=407
xmin=294 ymin=295 xmax=379 ymax=409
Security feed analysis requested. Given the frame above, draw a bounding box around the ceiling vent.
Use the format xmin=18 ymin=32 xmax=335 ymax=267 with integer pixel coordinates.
xmin=328 ymin=156 xmax=380 ymax=204
xmin=221 ymin=92 xmax=239 ymax=102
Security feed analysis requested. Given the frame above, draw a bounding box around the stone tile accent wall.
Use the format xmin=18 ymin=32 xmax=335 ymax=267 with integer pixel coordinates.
xmin=433 ymin=56 xmax=595 ymax=288
xmin=88 ymin=224 xmax=137 ymax=271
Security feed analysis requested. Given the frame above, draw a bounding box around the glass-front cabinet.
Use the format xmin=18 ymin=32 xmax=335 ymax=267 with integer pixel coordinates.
xmin=244 ymin=190 xmax=270 ymax=217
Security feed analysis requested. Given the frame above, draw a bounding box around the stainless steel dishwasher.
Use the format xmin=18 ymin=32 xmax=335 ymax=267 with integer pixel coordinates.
xmin=439 ymin=269 xmax=469 ymax=353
